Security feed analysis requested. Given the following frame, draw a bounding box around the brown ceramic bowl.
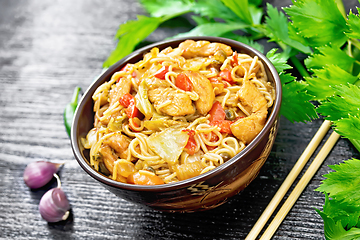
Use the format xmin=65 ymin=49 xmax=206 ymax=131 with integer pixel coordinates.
xmin=71 ymin=36 xmax=282 ymax=212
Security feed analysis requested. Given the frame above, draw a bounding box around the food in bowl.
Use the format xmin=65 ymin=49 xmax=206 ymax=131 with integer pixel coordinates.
xmin=81 ymin=39 xmax=275 ymax=185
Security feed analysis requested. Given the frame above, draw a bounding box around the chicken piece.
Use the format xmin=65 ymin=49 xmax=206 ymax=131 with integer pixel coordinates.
xmin=99 ymin=144 xmax=135 ymax=183
xmin=109 ymin=76 xmax=132 ymax=106
xmin=144 ymin=77 xmax=171 ymax=90
xmin=148 ymin=87 xmax=195 ymax=116
xmin=103 ymin=134 xmax=130 ymax=160
xmin=100 ymin=77 xmax=132 ymax=125
xmin=183 ymin=71 xmax=215 ymax=115
xmin=179 ymin=40 xmax=233 ymax=59
xmin=238 ymin=79 xmax=268 ymax=114
xmin=100 ymin=134 xmax=131 ymax=173
xmin=99 ymin=145 xmax=118 ymax=174
xmin=230 ymin=79 xmax=268 ymax=144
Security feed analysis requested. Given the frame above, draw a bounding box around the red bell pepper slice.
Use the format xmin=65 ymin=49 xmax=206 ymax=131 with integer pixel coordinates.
xmin=208 ymin=101 xmax=226 ymax=123
xmin=219 ymin=68 xmax=234 ymax=84
xmin=210 ymin=120 xmax=232 ymax=134
xmin=154 ymin=66 xmax=169 ymax=80
xmin=119 ymin=93 xmax=133 ymax=108
xmin=231 ymin=52 xmax=238 ymax=67
xmin=182 ymin=129 xmax=197 ymax=155
xmin=175 ymin=73 xmax=192 ymax=91
xmin=125 ymin=101 xmax=142 ymax=119
xmin=119 ymin=93 xmax=143 ymax=119
xmin=208 ymin=101 xmax=233 ymax=134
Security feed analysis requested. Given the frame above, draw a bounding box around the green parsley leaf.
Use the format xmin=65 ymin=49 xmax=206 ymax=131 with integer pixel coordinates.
xmin=304 ymin=45 xmax=355 ymax=72
xmin=345 ymin=8 xmax=360 ymax=39
xmin=305 ymin=65 xmax=358 ymax=100
xmin=103 ymin=16 xmax=162 ymax=68
xmin=266 ymin=48 xmax=292 ymax=73
xmin=279 ymin=73 xmax=317 ymax=123
xmin=284 ymin=0 xmax=349 ymax=48
xmin=264 ymin=3 xmax=312 ymax=54
xmin=139 ymin=0 xmax=194 ymax=18
xmin=171 ymin=22 xmax=250 ymax=38
xmin=221 ymin=0 xmax=253 ymax=25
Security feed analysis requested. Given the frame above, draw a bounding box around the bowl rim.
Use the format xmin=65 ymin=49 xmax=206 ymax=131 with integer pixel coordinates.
xmin=71 ymin=36 xmax=282 ymax=192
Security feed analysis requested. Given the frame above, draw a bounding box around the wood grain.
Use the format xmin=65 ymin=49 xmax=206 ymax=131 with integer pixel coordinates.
xmin=1 ymin=0 xmax=359 ymax=239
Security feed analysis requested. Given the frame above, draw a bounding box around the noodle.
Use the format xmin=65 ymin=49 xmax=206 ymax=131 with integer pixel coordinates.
xmin=82 ymin=39 xmax=275 ymax=185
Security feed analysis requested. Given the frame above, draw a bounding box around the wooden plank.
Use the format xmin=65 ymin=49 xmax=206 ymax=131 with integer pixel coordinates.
xmin=1 ymin=0 xmax=359 ymax=239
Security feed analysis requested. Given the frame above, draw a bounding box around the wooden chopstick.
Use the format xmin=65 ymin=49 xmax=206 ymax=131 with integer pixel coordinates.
xmin=260 ymin=130 xmax=340 ymax=239
xmin=245 ymin=120 xmax=333 ymax=240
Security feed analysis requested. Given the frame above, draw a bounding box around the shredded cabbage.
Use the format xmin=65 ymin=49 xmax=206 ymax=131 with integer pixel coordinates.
xmin=146 ymin=128 xmax=189 ymax=166
xmin=135 ymin=80 xmax=156 ymax=119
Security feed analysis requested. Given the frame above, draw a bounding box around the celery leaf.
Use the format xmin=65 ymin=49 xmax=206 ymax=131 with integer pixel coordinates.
xmin=345 ymin=8 xmax=360 ymax=39
xmin=334 ymin=115 xmax=360 ymax=140
xmin=171 ymin=22 xmax=249 ymax=38
xmin=284 ymin=0 xmax=349 ymax=47
xmin=321 ymin=193 xmax=360 ymax=229
xmin=317 ymin=84 xmax=360 ymax=140
xmin=264 ymin=3 xmax=311 ymax=54
xmin=315 ymin=159 xmax=360 ymax=238
xmin=221 ymin=32 xmax=264 ymax=53
xmin=316 ymin=83 xmax=360 ymax=121
xmin=103 ymin=16 xmax=162 ymax=68
xmin=305 ymin=45 xmax=355 ymax=72
xmin=279 ymin=73 xmax=317 ymax=123
xmin=248 ymin=3 xmax=264 ymax=25
xmin=305 ymin=65 xmax=358 ymax=101
xmin=221 ymin=0 xmax=253 ymax=24
xmin=193 ymin=0 xmax=240 ymax=22
xmin=316 ymin=208 xmax=360 ymax=240
xmin=139 ymin=0 xmax=194 ymax=18
xmin=316 ymin=159 xmax=360 ymax=211
xmin=266 ymin=48 xmax=292 ymax=73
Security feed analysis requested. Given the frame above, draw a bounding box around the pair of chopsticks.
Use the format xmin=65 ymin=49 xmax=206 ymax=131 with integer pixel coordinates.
xmin=245 ymin=120 xmax=340 ymax=240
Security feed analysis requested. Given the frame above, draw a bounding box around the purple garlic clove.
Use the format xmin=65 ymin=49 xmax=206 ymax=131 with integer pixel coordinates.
xmin=23 ymin=161 xmax=61 ymax=189
xmin=39 ymin=186 xmax=71 ymax=222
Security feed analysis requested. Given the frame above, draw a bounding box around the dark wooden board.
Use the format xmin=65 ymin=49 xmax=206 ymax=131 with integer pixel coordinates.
xmin=1 ymin=0 xmax=359 ymax=239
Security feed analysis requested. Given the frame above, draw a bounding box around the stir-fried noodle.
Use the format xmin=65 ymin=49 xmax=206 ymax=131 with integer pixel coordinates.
xmin=82 ymin=40 xmax=275 ymax=185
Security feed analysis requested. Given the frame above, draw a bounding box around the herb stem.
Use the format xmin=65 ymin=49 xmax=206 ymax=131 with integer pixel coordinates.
xmin=350 ymin=39 xmax=360 ymax=51
xmin=275 ymin=41 xmax=310 ymax=78
xmin=354 ymin=78 xmax=360 ymax=87
xmin=248 ymin=33 xmax=266 ymax=41
xmin=334 ymin=0 xmax=347 ymax=18
xmin=349 ymin=139 xmax=360 ymax=153
xmin=290 ymin=56 xmax=310 ymax=78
